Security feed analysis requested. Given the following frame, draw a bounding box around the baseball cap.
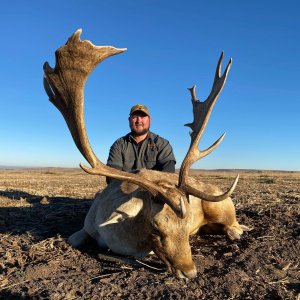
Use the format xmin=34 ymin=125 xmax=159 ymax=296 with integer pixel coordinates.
xmin=129 ymin=104 xmax=150 ymax=116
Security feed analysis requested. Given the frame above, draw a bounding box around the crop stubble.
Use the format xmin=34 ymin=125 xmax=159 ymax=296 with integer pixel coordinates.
xmin=0 ymin=168 xmax=299 ymax=299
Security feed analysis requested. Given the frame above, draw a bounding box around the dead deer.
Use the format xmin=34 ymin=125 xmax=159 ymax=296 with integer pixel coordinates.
xmin=43 ymin=29 xmax=250 ymax=279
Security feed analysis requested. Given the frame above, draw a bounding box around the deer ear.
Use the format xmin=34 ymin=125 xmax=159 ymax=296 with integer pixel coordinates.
xmin=100 ymin=200 xmax=144 ymax=227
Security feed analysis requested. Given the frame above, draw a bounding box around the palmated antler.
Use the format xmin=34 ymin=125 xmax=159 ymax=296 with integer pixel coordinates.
xmin=178 ymin=52 xmax=239 ymax=201
xmin=43 ymin=29 xmax=185 ymax=216
xmin=43 ymin=29 xmax=125 ymax=168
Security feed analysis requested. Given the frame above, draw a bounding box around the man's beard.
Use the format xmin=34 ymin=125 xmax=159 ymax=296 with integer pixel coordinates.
xmin=131 ymin=127 xmax=149 ymax=137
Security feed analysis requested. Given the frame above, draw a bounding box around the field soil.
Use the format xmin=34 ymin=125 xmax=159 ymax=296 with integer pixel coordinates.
xmin=0 ymin=168 xmax=299 ymax=299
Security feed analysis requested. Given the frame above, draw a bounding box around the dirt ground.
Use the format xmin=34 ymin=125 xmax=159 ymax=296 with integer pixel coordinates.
xmin=0 ymin=168 xmax=299 ymax=299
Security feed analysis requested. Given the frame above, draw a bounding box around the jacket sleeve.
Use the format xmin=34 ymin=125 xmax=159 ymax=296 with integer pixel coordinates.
xmin=156 ymin=139 xmax=176 ymax=173
xmin=106 ymin=139 xmax=124 ymax=184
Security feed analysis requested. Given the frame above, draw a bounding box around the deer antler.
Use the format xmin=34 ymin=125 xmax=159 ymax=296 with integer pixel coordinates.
xmin=178 ymin=52 xmax=239 ymax=201
xmin=43 ymin=29 xmax=126 ymax=168
xmin=43 ymin=29 xmax=186 ymax=216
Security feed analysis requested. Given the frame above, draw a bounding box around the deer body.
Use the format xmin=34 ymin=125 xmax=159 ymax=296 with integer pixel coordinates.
xmin=83 ymin=179 xmax=153 ymax=258
xmin=69 ymin=170 xmax=246 ymax=278
xmin=44 ymin=30 xmax=250 ymax=279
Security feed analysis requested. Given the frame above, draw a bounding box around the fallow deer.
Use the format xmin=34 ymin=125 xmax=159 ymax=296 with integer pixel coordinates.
xmin=43 ymin=29 xmax=250 ymax=279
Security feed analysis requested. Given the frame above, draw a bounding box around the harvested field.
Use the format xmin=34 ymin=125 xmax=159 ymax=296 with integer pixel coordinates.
xmin=0 ymin=168 xmax=299 ymax=299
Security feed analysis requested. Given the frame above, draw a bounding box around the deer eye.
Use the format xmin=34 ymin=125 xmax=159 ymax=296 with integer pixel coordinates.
xmin=151 ymin=224 xmax=162 ymax=237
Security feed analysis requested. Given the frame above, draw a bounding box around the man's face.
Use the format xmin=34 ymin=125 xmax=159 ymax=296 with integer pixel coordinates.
xmin=129 ymin=111 xmax=151 ymax=136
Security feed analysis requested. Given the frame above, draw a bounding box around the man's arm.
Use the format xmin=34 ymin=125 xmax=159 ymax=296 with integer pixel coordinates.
xmin=106 ymin=139 xmax=123 ymax=184
xmin=159 ymin=159 xmax=176 ymax=172
xmin=156 ymin=140 xmax=176 ymax=173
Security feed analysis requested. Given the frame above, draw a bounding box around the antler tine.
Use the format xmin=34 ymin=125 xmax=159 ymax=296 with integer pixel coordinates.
xmin=185 ymin=174 xmax=239 ymax=202
xmin=43 ymin=29 xmax=187 ymax=218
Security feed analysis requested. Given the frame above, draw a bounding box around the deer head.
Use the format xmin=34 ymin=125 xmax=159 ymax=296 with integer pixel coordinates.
xmin=43 ymin=29 xmax=238 ymax=220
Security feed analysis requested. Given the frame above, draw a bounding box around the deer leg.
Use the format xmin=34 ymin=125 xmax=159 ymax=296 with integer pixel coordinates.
xmin=68 ymin=227 xmax=108 ymax=248
xmin=223 ymin=222 xmax=253 ymax=240
xmin=68 ymin=228 xmax=90 ymax=247
xmin=202 ymin=198 xmax=251 ymax=240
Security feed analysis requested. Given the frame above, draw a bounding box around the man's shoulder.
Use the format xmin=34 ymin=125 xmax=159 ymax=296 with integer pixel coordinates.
xmin=111 ymin=133 xmax=130 ymax=147
xmin=148 ymin=132 xmax=170 ymax=145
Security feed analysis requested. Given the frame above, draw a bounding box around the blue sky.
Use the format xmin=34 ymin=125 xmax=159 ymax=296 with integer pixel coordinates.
xmin=0 ymin=1 xmax=299 ymax=171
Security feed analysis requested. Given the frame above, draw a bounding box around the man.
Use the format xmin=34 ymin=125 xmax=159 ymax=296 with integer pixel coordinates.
xmin=107 ymin=104 xmax=176 ymax=182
